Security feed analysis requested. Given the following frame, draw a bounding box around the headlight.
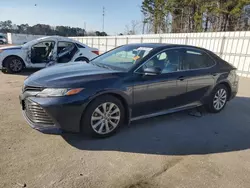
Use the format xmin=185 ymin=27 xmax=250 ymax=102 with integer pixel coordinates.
xmin=37 ymin=88 xmax=83 ymax=97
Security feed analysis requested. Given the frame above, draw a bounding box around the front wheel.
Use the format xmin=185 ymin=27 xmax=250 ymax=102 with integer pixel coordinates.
xmin=81 ymin=95 xmax=125 ymax=138
xmin=5 ymin=57 xmax=24 ymax=73
xmin=207 ymin=85 xmax=228 ymax=113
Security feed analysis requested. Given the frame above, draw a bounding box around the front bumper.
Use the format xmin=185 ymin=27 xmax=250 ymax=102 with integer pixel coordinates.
xmin=20 ymin=92 xmax=89 ymax=134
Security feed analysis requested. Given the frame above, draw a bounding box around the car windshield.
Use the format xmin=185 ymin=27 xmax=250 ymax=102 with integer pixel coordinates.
xmin=91 ymin=45 xmax=154 ymax=71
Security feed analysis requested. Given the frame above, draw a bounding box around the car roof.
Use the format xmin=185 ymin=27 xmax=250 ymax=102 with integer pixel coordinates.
xmin=37 ymin=36 xmax=78 ymax=43
xmin=126 ymin=43 xmax=208 ymax=50
xmin=22 ymin=36 xmax=87 ymax=48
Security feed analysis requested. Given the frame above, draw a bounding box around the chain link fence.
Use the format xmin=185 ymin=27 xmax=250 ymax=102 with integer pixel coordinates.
xmin=71 ymin=31 xmax=250 ymax=78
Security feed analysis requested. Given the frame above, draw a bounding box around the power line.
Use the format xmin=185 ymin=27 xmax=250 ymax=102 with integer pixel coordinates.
xmin=102 ymin=6 xmax=105 ymax=32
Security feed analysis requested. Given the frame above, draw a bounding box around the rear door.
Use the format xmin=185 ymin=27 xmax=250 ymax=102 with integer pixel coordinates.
xmin=57 ymin=41 xmax=79 ymax=63
xmin=180 ymin=48 xmax=216 ymax=104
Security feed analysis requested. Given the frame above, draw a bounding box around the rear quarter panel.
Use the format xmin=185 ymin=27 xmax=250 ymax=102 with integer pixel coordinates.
xmin=72 ymin=48 xmax=98 ymax=61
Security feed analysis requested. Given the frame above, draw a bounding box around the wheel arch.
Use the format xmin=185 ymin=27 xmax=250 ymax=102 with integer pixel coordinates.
xmin=74 ymin=56 xmax=89 ymax=62
xmin=215 ymin=81 xmax=232 ymax=100
xmin=2 ymin=55 xmax=25 ymax=68
xmin=80 ymin=91 xmax=131 ymax=129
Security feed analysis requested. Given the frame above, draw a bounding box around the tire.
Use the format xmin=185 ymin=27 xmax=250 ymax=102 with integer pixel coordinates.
xmin=75 ymin=57 xmax=89 ymax=63
xmin=0 ymin=40 xmax=4 ymax=45
xmin=81 ymin=95 xmax=125 ymax=138
xmin=5 ymin=56 xmax=24 ymax=73
xmin=206 ymin=84 xmax=228 ymax=113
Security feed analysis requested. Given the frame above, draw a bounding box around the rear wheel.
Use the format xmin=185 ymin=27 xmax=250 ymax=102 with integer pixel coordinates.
xmin=0 ymin=40 xmax=4 ymax=45
xmin=207 ymin=84 xmax=228 ymax=113
xmin=75 ymin=57 xmax=89 ymax=63
xmin=5 ymin=57 xmax=24 ymax=73
xmin=81 ymin=95 xmax=125 ymax=138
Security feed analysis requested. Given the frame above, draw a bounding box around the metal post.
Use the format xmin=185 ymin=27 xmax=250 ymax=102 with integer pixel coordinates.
xmin=126 ymin=37 xmax=129 ymax=44
xmin=98 ymin=37 xmax=100 ymax=50
xmin=219 ymin=36 xmax=226 ymax=57
xmin=185 ymin=36 xmax=188 ymax=45
xmin=105 ymin=38 xmax=108 ymax=52
xmin=243 ymin=38 xmax=250 ymax=77
xmin=115 ymin=37 xmax=117 ymax=47
xmin=92 ymin=38 xmax=94 ymax=47
xmin=141 ymin=37 xmax=143 ymax=43
xmin=159 ymin=36 xmax=162 ymax=43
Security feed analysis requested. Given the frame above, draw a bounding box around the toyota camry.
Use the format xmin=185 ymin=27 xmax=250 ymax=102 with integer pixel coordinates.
xmin=19 ymin=43 xmax=239 ymax=138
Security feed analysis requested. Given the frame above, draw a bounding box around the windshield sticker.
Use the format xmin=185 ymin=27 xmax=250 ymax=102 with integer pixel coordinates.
xmin=136 ymin=47 xmax=153 ymax=51
xmin=133 ymin=55 xmax=140 ymax=61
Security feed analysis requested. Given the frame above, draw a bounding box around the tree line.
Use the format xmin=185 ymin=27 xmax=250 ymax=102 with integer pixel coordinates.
xmin=0 ymin=20 xmax=107 ymax=36
xmin=141 ymin=0 xmax=250 ymax=33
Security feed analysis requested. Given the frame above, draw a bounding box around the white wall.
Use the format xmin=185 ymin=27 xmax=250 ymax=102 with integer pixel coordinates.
xmin=71 ymin=31 xmax=250 ymax=77
xmin=7 ymin=33 xmax=45 ymax=45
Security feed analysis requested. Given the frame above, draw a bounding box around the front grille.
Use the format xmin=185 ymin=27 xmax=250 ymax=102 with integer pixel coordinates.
xmin=23 ymin=85 xmax=43 ymax=92
xmin=24 ymin=99 xmax=54 ymax=126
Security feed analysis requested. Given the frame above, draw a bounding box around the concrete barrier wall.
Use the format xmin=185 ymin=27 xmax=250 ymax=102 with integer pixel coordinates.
xmin=7 ymin=33 xmax=45 ymax=45
xmin=71 ymin=31 xmax=250 ymax=78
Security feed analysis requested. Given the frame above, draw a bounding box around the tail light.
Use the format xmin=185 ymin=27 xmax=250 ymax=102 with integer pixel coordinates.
xmin=92 ymin=51 xmax=99 ymax=55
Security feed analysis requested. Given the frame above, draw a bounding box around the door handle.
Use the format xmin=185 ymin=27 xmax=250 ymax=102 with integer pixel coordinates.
xmin=212 ymin=73 xmax=218 ymax=77
xmin=178 ymin=76 xmax=185 ymax=81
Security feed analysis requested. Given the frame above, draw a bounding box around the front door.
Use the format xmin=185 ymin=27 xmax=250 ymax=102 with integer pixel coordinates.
xmin=30 ymin=40 xmax=56 ymax=68
xmin=132 ymin=48 xmax=188 ymax=118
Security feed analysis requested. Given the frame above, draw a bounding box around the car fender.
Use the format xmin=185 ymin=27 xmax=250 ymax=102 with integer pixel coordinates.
xmin=215 ymin=72 xmax=232 ymax=87
xmin=1 ymin=48 xmax=28 ymax=67
xmin=81 ymin=88 xmax=132 ymax=125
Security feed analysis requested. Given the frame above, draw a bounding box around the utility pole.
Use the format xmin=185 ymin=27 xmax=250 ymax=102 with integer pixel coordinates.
xmin=102 ymin=6 xmax=105 ymax=32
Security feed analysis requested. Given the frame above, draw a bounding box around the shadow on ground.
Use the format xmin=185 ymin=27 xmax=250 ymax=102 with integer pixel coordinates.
xmin=2 ymin=69 xmax=39 ymax=76
xmin=62 ymin=96 xmax=250 ymax=155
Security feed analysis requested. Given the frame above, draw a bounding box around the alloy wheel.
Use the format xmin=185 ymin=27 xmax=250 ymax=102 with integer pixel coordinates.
xmin=213 ymin=88 xmax=227 ymax=111
xmin=9 ymin=59 xmax=22 ymax=72
xmin=91 ymin=102 xmax=120 ymax=134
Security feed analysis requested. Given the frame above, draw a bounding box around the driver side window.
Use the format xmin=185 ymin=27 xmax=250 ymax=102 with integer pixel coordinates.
xmin=141 ymin=49 xmax=182 ymax=74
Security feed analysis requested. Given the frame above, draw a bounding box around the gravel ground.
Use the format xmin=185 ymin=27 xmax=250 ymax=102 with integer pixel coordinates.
xmin=0 ymin=71 xmax=250 ymax=188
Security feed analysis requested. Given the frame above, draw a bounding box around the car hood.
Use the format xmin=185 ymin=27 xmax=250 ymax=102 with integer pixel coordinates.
xmin=24 ymin=62 xmax=124 ymax=88
xmin=0 ymin=45 xmax=22 ymax=50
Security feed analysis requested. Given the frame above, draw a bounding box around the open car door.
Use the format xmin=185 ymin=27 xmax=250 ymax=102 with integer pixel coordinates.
xmin=30 ymin=41 xmax=57 ymax=68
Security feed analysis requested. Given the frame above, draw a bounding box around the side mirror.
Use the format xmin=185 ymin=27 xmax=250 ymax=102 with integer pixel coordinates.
xmin=143 ymin=67 xmax=161 ymax=76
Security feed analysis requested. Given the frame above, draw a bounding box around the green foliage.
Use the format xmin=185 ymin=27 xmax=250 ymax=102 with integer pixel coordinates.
xmin=0 ymin=20 xmax=87 ymax=36
xmin=141 ymin=0 xmax=250 ymax=33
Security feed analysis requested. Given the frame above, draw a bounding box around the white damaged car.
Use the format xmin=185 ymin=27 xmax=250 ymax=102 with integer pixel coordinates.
xmin=0 ymin=36 xmax=99 ymax=73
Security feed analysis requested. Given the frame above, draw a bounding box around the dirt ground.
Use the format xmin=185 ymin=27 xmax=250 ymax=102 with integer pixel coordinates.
xmin=0 ymin=71 xmax=250 ymax=188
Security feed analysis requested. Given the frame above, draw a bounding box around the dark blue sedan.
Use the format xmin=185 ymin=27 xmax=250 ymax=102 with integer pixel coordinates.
xmin=20 ymin=43 xmax=239 ymax=137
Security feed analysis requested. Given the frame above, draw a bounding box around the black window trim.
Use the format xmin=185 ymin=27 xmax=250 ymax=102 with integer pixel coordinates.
xmin=134 ymin=46 xmax=217 ymax=74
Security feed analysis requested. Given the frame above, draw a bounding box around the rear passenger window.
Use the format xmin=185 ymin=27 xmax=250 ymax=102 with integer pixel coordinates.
xmin=182 ymin=49 xmax=215 ymax=70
